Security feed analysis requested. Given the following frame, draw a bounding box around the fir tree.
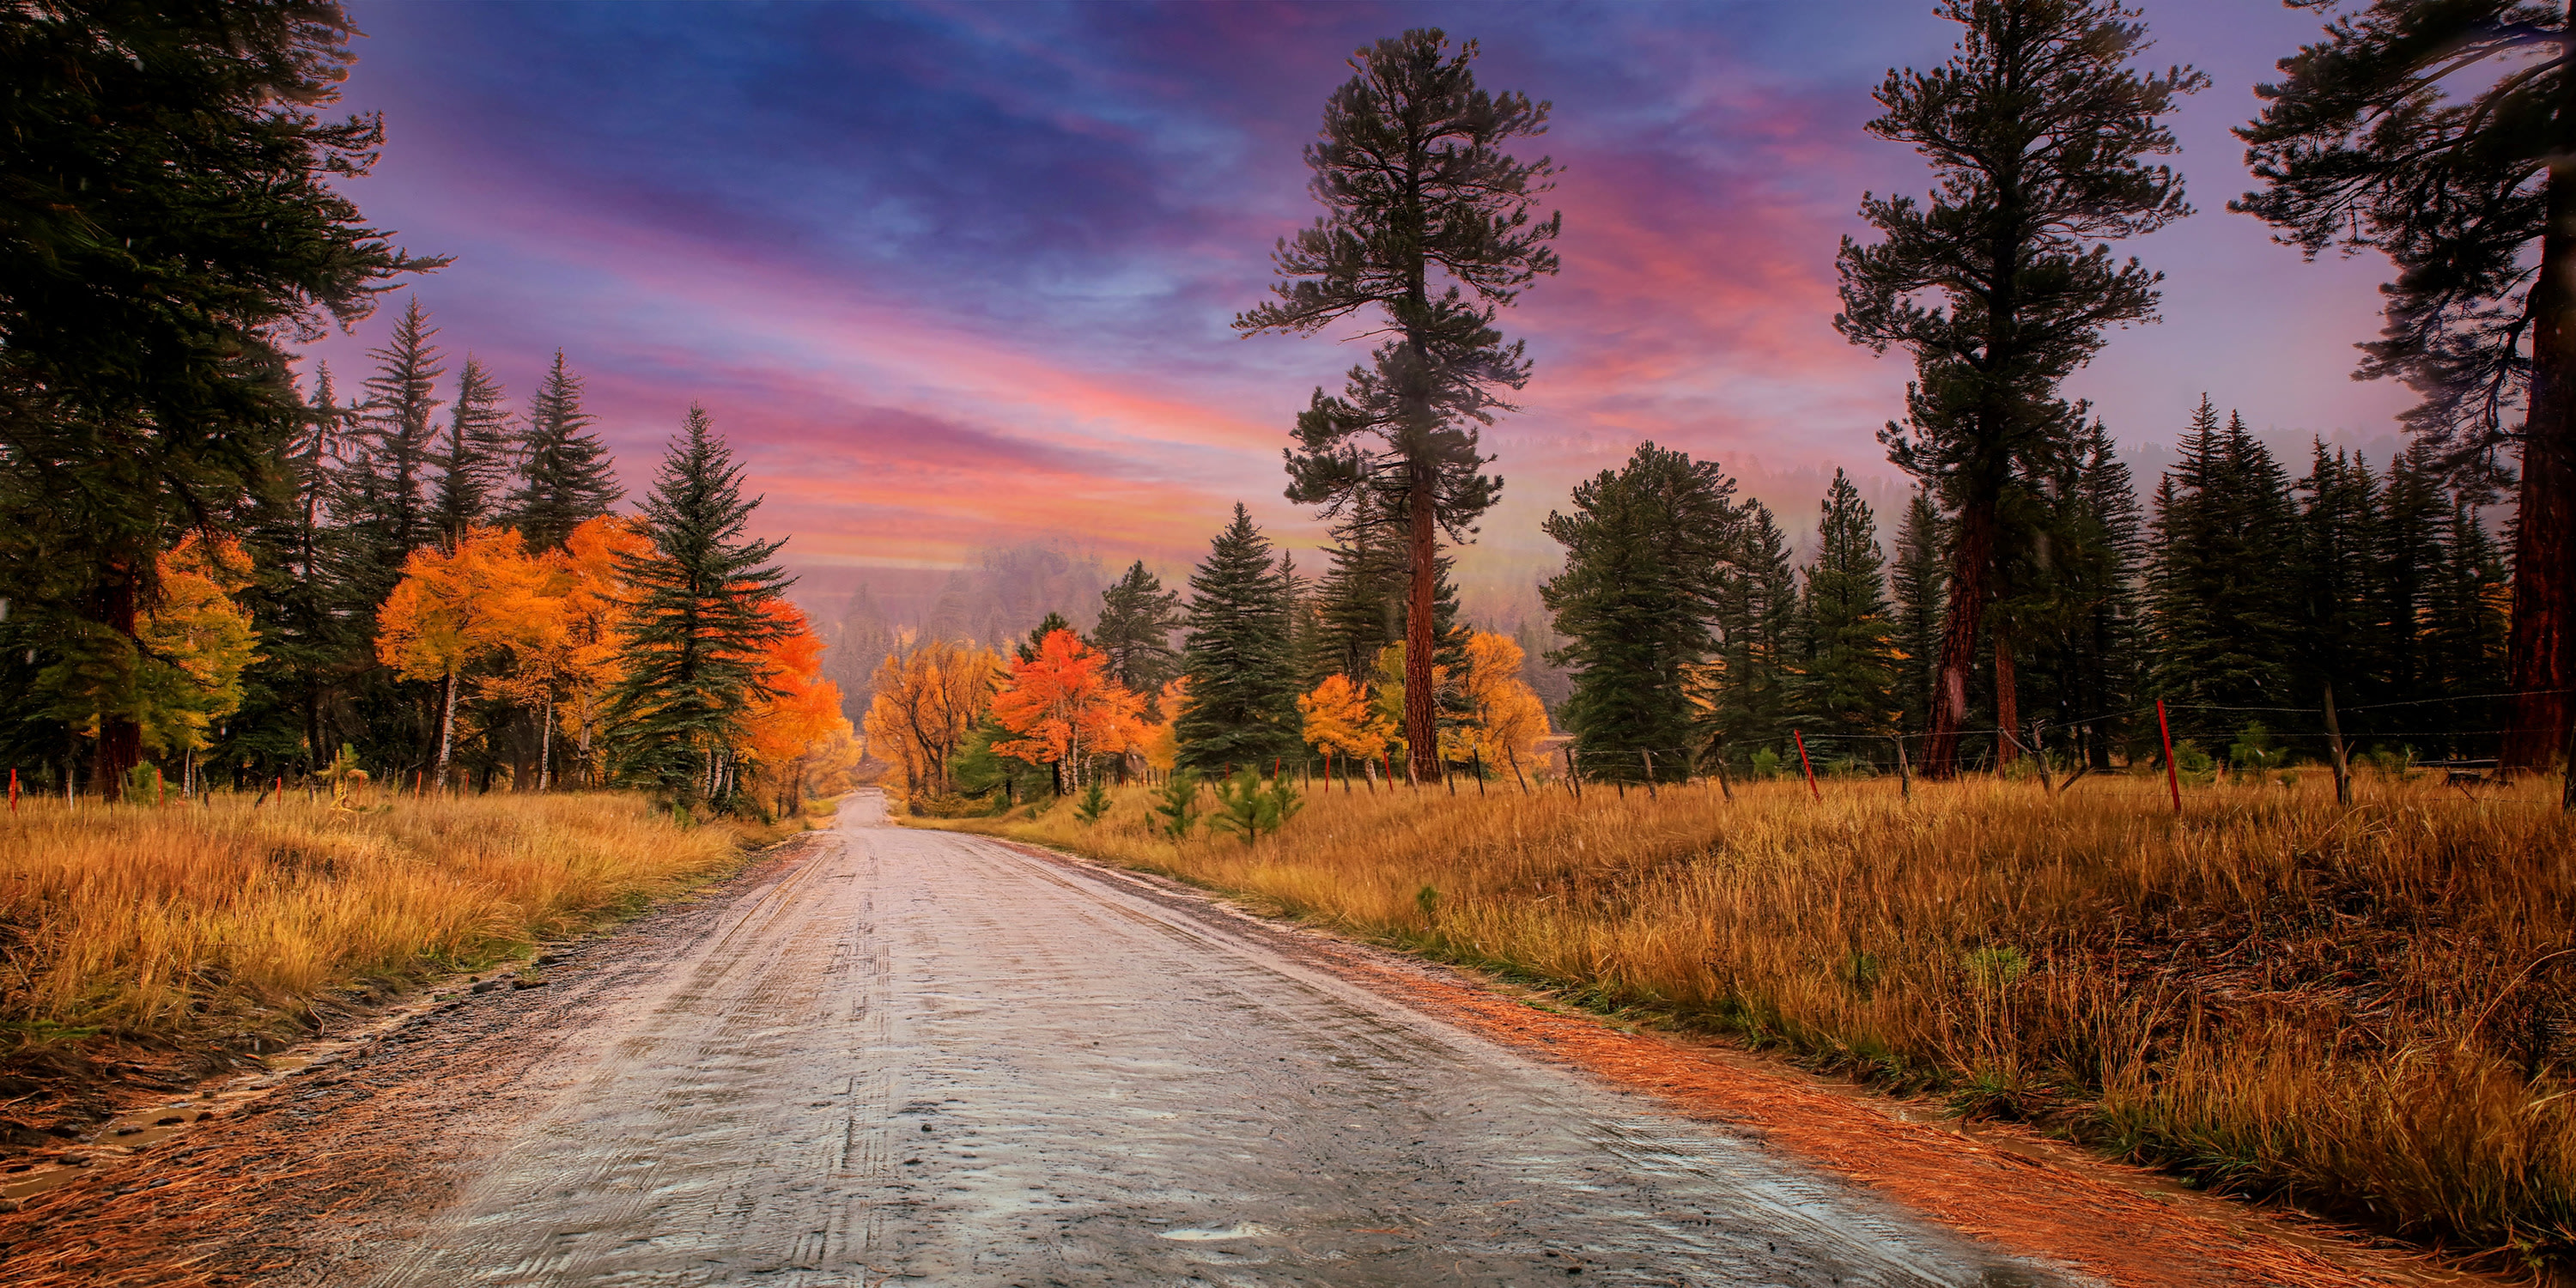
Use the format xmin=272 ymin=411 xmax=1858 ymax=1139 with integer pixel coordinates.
xmin=1018 ymin=611 xmax=1074 ymax=663
xmin=510 ymin=350 xmax=621 ymax=551
xmin=1094 ymin=561 xmax=1184 ymax=701
xmin=2146 ymin=399 xmax=2297 ymax=740
xmin=1175 ymin=505 xmax=1303 ymax=774
xmin=1540 ymin=443 xmax=1741 ymax=783
xmin=1890 ymin=486 xmax=1946 ymax=737
xmin=606 ymin=405 xmax=794 ymax=806
xmin=1793 ymin=471 xmax=1899 ymax=746
xmin=431 ymin=356 xmax=514 ymax=546
xmin=1709 ymin=501 xmax=1799 ymax=765
xmin=2377 ymin=445 xmax=2449 ymax=708
xmin=1835 ymin=0 xmax=2202 ymax=776
xmin=2427 ymin=501 xmax=2510 ymax=755
xmin=357 ymin=297 xmax=447 ymax=566
xmin=2292 ymin=442 xmax=2383 ymax=711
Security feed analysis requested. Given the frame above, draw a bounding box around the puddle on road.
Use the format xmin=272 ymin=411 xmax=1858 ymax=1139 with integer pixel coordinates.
xmin=1155 ymin=1223 xmax=1274 ymax=1242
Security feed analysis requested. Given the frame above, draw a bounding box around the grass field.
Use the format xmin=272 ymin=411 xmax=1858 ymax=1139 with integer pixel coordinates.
xmin=931 ymin=769 xmax=2576 ymax=1270
xmin=0 ymin=792 xmax=770 ymax=1072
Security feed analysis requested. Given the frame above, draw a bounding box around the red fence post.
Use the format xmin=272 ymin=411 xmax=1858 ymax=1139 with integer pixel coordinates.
xmin=1794 ymin=730 xmax=1821 ymax=801
xmin=2156 ymin=699 xmax=2182 ymax=816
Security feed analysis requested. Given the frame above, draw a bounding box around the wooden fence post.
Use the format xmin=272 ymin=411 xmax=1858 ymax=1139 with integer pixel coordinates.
xmin=2322 ymin=683 xmax=2352 ymax=808
xmin=1893 ymin=735 xmax=1911 ymax=803
xmin=1640 ymin=749 xmax=1657 ymax=799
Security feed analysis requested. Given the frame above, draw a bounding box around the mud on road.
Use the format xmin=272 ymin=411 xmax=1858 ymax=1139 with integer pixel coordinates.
xmin=0 ymin=793 xmax=2438 ymax=1286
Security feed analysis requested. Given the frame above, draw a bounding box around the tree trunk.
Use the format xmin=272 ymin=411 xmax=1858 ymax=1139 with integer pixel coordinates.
xmin=2505 ymin=157 xmax=2576 ymax=773
xmin=1921 ymin=497 xmax=1996 ymax=778
xmin=1993 ymin=628 xmax=2020 ymax=769
xmin=1404 ymin=459 xmax=1440 ymax=784
xmin=538 ymin=692 xmax=555 ymax=792
xmin=434 ymin=670 xmax=458 ymax=790
xmin=88 ymin=564 xmax=144 ymax=798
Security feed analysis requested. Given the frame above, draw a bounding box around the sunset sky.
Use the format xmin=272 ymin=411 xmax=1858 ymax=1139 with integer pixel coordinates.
xmin=309 ymin=0 xmax=2415 ymax=611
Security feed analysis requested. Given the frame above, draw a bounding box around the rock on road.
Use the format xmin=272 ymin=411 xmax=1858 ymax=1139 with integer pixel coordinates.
xmin=357 ymin=793 xmax=2053 ymax=1287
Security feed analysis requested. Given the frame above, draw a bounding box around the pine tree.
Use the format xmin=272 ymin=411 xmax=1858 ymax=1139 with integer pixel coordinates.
xmin=1835 ymin=0 xmax=2202 ymax=776
xmin=357 ymin=296 xmax=447 ymax=567
xmin=1540 ymin=443 xmax=1742 ymax=783
xmin=510 ymin=350 xmax=621 ymax=552
xmin=2292 ymin=442 xmax=2383 ymax=713
xmin=1094 ymin=561 xmax=1184 ymax=703
xmin=606 ymin=405 xmax=794 ymax=806
xmin=2147 ymin=399 xmax=2298 ymax=740
xmin=1793 ymin=471 xmax=1899 ymax=747
xmin=1709 ymin=501 xmax=1800 ymax=765
xmin=2377 ymin=445 xmax=2449 ymax=708
xmin=2427 ymin=501 xmax=2510 ymax=756
xmin=2237 ymin=1 xmax=2576 ymax=770
xmin=432 ymin=356 xmax=514 ymax=546
xmin=1018 ymin=611 xmax=1074 ymax=663
xmin=1175 ymin=505 xmax=1303 ymax=774
xmin=1238 ymin=28 xmax=1560 ymax=783
xmin=1890 ymin=487 xmax=1946 ymax=737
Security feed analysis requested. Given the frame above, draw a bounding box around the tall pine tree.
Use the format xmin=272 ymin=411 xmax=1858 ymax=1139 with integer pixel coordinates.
xmin=2146 ymin=399 xmax=2298 ymax=741
xmin=606 ymin=405 xmax=793 ymax=806
xmin=1174 ymin=506 xmax=1303 ymax=774
xmin=432 ymin=356 xmax=513 ymax=546
xmin=1094 ymin=561 xmax=1184 ymax=703
xmin=1890 ymin=486 xmax=1947 ymax=737
xmin=1708 ymin=501 xmax=1800 ymax=767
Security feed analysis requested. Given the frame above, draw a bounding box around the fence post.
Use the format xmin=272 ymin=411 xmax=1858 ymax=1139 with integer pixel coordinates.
xmin=2156 ymin=698 xmax=2182 ymax=816
xmin=1471 ymin=747 xmax=1488 ymax=796
xmin=1793 ymin=729 xmax=1820 ymax=801
xmin=8 ymin=767 xmax=16 ymax=813
xmin=1563 ymin=744 xmax=1583 ymax=801
xmin=1893 ymin=734 xmax=1911 ymax=803
xmin=2322 ymin=683 xmax=2352 ymax=808
xmin=1640 ymin=749 xmax=1657 ymax=799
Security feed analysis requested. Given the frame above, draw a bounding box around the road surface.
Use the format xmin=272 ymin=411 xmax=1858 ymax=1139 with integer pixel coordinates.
xmin=356 ymin=793 xmax=2052 ymax=1287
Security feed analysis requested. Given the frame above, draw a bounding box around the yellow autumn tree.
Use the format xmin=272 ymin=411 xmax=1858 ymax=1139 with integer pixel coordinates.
xmin=135 ymin=535 xmax=261 ymax=777
xmin=1451 ymin=630 xmax=1551 ymax=783
xmin=1138 ymin=677 xmax=1188 ymax=773
xmin=861 ymin=639 xmax=1002 ymax=804
xmin=1298 ymin=673 xmax=1394 ymax=781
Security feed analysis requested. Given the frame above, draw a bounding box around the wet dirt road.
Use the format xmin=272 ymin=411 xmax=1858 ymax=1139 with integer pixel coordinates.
xmin=359 ymin=793 xmax=2055 ymax=1287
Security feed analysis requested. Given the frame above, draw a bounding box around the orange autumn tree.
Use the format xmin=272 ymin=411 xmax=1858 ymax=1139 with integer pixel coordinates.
xmin=736 ymin=600 xmax=854 ymax=817
xmin=862 ymin=638 xmax=1002 ymax=803
xmin=544 ymin=516 xmax=648 ymax=787
xmin=1298 ymin=673 xmax=1394 ymax=783
xmin=989 ymin=627 xmax=1145 ymax=793
xmin=376 ymin=526 xmax=548 ymax=787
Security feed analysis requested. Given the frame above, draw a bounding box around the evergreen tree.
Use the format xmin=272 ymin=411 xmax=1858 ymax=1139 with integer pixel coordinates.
xmin=2291 ymin=442 xmax=2383 ymax=712
xmin=2377 ymin=445 xmax=2449 ymax=708
xmin=356 ymin=296 xmax=446 ymax=568
xmin=2427 ymin=501 xmax=2511 ymax=756
xmin=1018 ymin=611 xmax=1074 ymax=663
xmin=1540 ymin=443 xmax=1742 ymax=783
xmin=1793 ymin=471 xmax=1899 ymax=747
xmin=2038 ymin=419 xmax=2146 ymax=768
xmin=431 ymin=356 xmax=514 ymax=546
xmin=2146 ymin=399 xmax=2298 ymax=741
xmin=510 ymin=350 xmax=621 ymax=551
xmin=1709 ymin=501 xmax=1799 ymax=765
xmin=1094 ymin=561 xmax=1184 ymax=701
xmin=1238 ymin=28 xmax=1559 ymax=783
xmin=606 ymin=405 xmax=794 ymax=806
xmin=228 ymin=365 xmax=364 ymax=774
xmin=0 ymin=0 xmax=438 ymax=793
xmin=1835 ymin=0 xmax=2202 ymax=776
xmin=2237 ymin=1 xmax=2576 ymax=770
xmin=1174 ymin=505 xmax=1303 ymax=774
xmin=1891 ymin=486 xmax=1946 ymax=737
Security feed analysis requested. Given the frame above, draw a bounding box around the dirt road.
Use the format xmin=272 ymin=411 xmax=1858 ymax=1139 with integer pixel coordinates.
xmin=329 ymin=793 xmax=2046 ymax=1286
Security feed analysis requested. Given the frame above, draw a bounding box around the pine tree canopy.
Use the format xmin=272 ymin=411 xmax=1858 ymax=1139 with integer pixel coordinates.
xmin=2234 ymin=0 xmax=2576 ymax=770
xmin=510 ymin=350 xmax=622 ymax=552
xmin=359 ymin=297 xmax=447 ymax=562
xmin=1175 ymin=504 xmax=1303 ymax=773
xmin=1540 ymin=442 xmax=1742 ymax=782
xmin=1833 ymin=0 xmax=2202 ymax=776
xmin=0 ymin=0 xmax=440 ymax=790
xmin=606 ymin=404 xmax=794 ymax=802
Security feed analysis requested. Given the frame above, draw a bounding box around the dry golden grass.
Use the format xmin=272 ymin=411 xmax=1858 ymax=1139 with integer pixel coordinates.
xmin=0 ymin=792 xmax=750 ymax=1059
xmin=937 ymin=769 xmax=2576 ymax=1268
